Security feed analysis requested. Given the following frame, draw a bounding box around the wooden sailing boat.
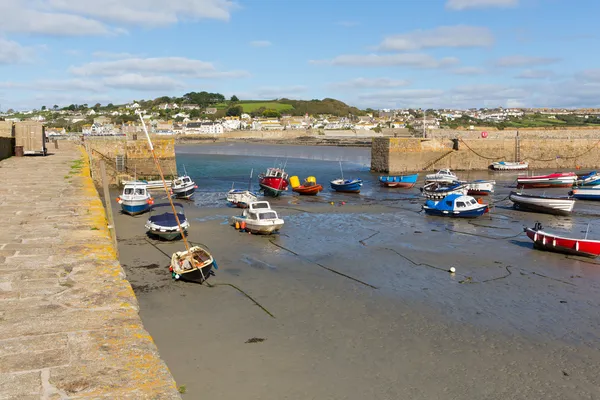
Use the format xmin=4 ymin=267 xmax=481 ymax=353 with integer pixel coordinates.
xmin=138 ymin=113 xmax=217 ymax=283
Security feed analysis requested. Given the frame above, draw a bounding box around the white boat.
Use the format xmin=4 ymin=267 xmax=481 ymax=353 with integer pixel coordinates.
xmin=170 ymin=244 xmax=216 ymax=283
xmin=116 ymin=181 xmax=153 ymax=215
xmin=421 ymin=181 xmax=468 ymax=200
xmin=230 ymin=201 xmax=284 ymax=234
xmin=425 ymin=169 xmax=459 ymax=184
xmin=145 ymin=203 xmax=190 ymax=240
xmin=491 ymin=161 xmax=529 ymax=171
xmin=467 ymin=180 xmax=495 ymax=195
xmin=227 ymin=169 xmax=258 ymax=208
xmin=227 ymin=189 xmax=258 ymax=208
xmin=172 ymin=175 xmax=197 ymax=199
xmin=509 ymin=191 xmax=575 ymax=215
xmin=569 ymin=186 xmax=600 ymax=200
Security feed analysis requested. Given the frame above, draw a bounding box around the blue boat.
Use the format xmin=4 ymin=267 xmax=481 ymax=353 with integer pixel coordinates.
xmin=576 ymin=171 xmax=600 ymax=186
xmin=117 ymin=181 xmax=153 ymax=215
xmin=330 ymin=178 xmax=363 ymax=193
xmin=379 ymin=173 xmax=418 ymax=188
xmin=423 ymin=194 xmax=488 ymax=218
xmin=570 ymin=186 xmax=600 ymax=200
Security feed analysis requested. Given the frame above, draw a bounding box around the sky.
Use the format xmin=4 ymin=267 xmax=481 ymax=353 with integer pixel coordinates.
xmin=0 ymin=0 xmax=599 ymax=111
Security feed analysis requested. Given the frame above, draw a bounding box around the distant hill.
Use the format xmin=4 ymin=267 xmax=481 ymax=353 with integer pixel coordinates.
xmin=277 ymin=98 xmax=365 ymax=116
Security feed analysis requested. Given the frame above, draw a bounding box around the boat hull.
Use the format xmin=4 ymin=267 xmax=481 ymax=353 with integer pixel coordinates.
xmin=227 ymin=190 xmax=258 ymax=208
xmin=330 ymin=180 xmax=362 ymax=193
xmin=525 ymin=228 xmax=600 ymax=258
xmin=467 ymin=180 xmax=495 ymax=196
xmin=230 ymin=215 xmax=284 ymax=234
xmin=491 ymin=162 xmax=528 ymax=171
xmin=258 ymin=177 xmax=288 ymax=197
xmin=421 ymin=183 xmax=468 ymax=200
xmin=509 ymin=192 xmax=575 ymax=215
xmin=379 ymin=174 xmax=418 ymax=188
xmin=570 ymin=188 xmax=600 ymax=200
xmin=121 ymin=201 xmax=150 ymax=215
xmin=292 ymin=184 xmax=323 ymax=195
xmin=517 ymin=173 xmax=577 ymax=188
xmin=173 ymin=186 xmax=196 ymax=199
xmin=517 ymin=182 xmax=574 ymax=189
xmin=423 ymin=205 xmax=488 ymax=218
xmin=259 ymin=183 xmax=285 ymax=197
xmin=170 ymin=246 xmax=216 ymax=283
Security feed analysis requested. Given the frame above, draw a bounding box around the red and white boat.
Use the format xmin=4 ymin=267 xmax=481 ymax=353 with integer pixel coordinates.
xmin=524 ymin=222 xmax=600 ymax=258
xmin=517 ymin=172 xmax=577 ymax=188
xmin=258 ymin=167 xmax=289 ymax=197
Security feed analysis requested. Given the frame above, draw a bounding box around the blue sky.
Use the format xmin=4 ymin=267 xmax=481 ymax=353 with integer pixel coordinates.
xmin=0 ymin=0 xmax=599 ymax=110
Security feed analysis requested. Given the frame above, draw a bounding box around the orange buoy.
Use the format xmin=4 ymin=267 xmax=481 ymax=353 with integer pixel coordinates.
xmin=477 ymin=198 xmax=483 ymax=204
xmin=116 ymin=197 xmax=121 ymax=203
xmin=240 ymin=221 xmax=247 ymax=230
xmin=235 ymin=221 xmax=240 ymax=230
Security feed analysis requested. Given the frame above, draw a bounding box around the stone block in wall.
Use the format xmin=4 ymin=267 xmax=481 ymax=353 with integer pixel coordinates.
xmin=0 ymin=121 xmax=14 ymax=138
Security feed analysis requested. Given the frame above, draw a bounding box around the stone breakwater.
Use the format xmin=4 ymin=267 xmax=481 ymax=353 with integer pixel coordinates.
xmin=0 ymin=143 xmax=181 ymax=399
xmin=372 ymin=135 xmax=600 ymax=172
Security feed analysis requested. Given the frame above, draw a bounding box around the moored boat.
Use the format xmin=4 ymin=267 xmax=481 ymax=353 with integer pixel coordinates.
xmin=420 ymin=181 xmax=468 ymax=200
xmin=116 ymin=181 xmax=153 ymax=215
xmin=423 ymin=194 xmax=488 ymax=218
xmin=330 ymin=178 xmax=363 ymax=193
xmin=516 ymin=172 xmax=577 ymax=188
xmin=524 ymin=222 xmax=600 ymax=258
xmin=467 ymin=180 xmax=495 ymax=196
xmin=145 ymin=203 xmax=189 ymax=240
xmin=170 ymin=244 xmax=217 ymax=282
xmin=490 ymin=161 xmax=529 ymax=171
xmin=509 ymin=191 xmax=575 ymax=215
xmin=425 ymin=169 xmax=458 ymax=184
xmin=569 ymin=186 xmax=600 ymax=200
xmin=171 ymin=174 xmax=197 ymax=199
xmin=258 ymin=167 xmax=289 ymax=197
xmin=576 ymin=171 xmax=600 ymax=186
xmin=379 ymin=173 xmax=418 ymax=188
xmin=230 ymin=201 xmax=284 ymax=234
xmin=227 ymin=189 xmax=258 ymax=208
xmin=290 ymin=175 xmax=323 ymax=195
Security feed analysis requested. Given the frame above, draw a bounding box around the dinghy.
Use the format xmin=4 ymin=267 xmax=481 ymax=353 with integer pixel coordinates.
xmin=145 ymin=203 xmax=189 ymax=240
xmin=517 ymin=172 xmax=577 ymax=188
xmin=379 ymin=173 xmax=419 ymax=188
xmin=227 ymin=169 xmax=258 ymax=207
xmin=420 ymin=181 xmax=468 ymax=200
xmin=569 ymin=187 xmax=600 ymax=200
xmin=330 ymin=161 xmax=362 ymax=193
xmin=509 ymin=191 xmax=575 ymax=215
xmin=291 ymin=176 xmax=323 ymax=195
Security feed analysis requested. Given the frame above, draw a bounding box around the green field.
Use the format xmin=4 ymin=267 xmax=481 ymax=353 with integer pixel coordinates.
xmin=213 ymin=101 xmax=295 ymax=113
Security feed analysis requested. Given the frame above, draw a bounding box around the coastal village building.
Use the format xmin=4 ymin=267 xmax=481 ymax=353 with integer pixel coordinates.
xmin=185 ymin=121 xmax=224 ymax=134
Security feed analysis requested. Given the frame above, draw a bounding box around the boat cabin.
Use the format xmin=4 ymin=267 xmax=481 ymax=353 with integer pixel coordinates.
xmin=264 ymin=168 xmax=288 ymax=179
xmin=248 ymin=201 xmax=272 ymax=211
xmin=245 ymin=209 xmax=279 ymax=221
xmin=435 ymin=169 xmax=456 ymax=178
xmin=122 ymin=183 xmax=148 ymax=198
xmin=173 ymin=176 xmax=193 ymax=186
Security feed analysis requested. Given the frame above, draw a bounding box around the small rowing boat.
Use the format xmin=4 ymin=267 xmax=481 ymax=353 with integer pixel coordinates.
xmin=291 ymin=176 xmax=323 ymax=195
xmin=379 ymin=173 xmax=418 ymax=188
xmin=517 ymin=172 xmax=577 ymax=188
xmin=490 ymin=161 xmax=528 ymax=171
xmin=509 ymin=191 xmax=575 ymax=215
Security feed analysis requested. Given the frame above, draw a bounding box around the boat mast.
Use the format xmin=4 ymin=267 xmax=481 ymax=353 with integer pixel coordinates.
xmin=137 ymin=112 xmax=190 ymax=251
xmin=339 ymin=161 xmax=344 ymax=181
xmin=422 ymin=109 xmax=426 ymax=138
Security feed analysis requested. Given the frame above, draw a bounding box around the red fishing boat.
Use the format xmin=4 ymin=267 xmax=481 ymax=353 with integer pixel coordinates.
xmin=524 ymin=222 xmax=600 ymax=258
xmin=258 ymin=167 xmax=289 ymax=197
xmin=517 ymin=172 xmax=577 ymax=188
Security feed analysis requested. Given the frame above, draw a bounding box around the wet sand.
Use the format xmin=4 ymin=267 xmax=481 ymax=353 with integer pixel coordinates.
xmin=112 ymin=180 xmax=600 ymax=399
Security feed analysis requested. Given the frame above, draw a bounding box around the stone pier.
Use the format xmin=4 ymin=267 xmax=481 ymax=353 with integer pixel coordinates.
xmin=0 ymin=143 xmax=181 ymax=399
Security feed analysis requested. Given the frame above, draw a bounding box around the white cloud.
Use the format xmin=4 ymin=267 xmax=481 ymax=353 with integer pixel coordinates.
xmin=249 ymin=40 xmax=272 ymax=47
xmin=69 ymin=57 xmax=249 ymax=79
xmin=0 ymin=78 xmax=104 ymax=92
xmin=0 ymin=38 xmax=34 ymax=64
xmin=446 ymin=0 xmax=519 ymax=10
xmin=577 ymin=69 xmax=600 ymax=82
xmin=310 ymin=53 xmax=459 ymax=69
xmin=451 ymin=66 xmax=486 ymax=75
xmin=359 ymin=89 xmax=444 ymax=101
xmin=515 ymin=69 xmax=555 ymax=79
xmin=378 ymin=25 xmax=494 ymax=51
xmin=494 ymin=55 xmax=560 ymax=67
xmin=92 ymin=51 xmax=141 ymax=59
xmin=0 ymin=0 xmax=236 ymax=36
xmin=102 ymin=74 xmax=184 ymax=91
xmin=329 ymin=78 xmax=410 ymax=89
xmin=0 ymin=0 xmax=115 ymax=36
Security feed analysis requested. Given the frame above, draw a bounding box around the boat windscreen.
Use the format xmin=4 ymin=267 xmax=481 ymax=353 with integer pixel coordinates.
xmin=259 ymin=212 xmax=277 ymax=220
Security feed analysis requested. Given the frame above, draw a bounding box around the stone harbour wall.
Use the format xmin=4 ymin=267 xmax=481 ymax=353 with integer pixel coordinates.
xmin=372 ymin=135 xmax=600 ymax=172
xmin=84 ymin=137 xmax=176 ymax=186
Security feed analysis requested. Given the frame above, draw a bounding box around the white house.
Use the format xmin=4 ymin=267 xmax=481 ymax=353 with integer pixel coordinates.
xmin=185 ymin=122 xmax=224 ymax=134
